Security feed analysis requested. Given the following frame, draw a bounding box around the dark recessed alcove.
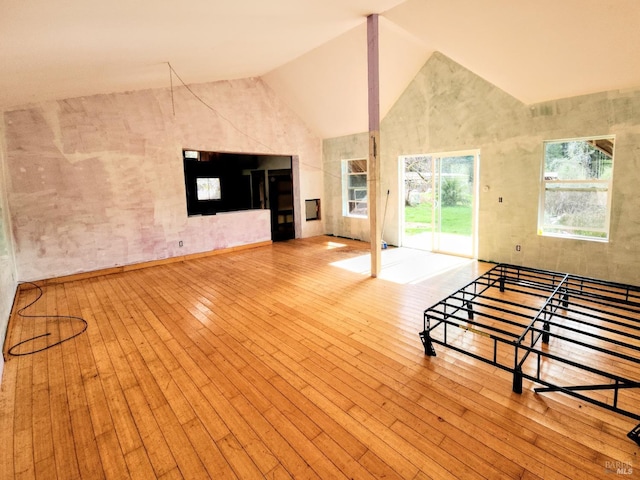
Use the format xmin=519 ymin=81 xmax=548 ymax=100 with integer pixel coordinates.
xmin=183 ymin=150 xmax=259 ymax=216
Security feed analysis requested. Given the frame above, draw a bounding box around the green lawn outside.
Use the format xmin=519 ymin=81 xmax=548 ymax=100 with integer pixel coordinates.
xmin=405 ymin=203 xmax=472 ymax=235
xmin=405 ymin=202 xmax=432 ymax=224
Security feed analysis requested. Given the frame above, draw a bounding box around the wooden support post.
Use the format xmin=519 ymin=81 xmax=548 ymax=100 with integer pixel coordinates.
xmin=367 ymin=14 xmax=381 ymax=277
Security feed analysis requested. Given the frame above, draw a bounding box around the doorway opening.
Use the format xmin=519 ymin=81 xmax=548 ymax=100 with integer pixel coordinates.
xmin=399 ymin=150 xmax=479 ymax=257
xmin=249 ymin=160 xmax=295 ymax=242
xmin=267 ymin=170 xmax=294 ymax=241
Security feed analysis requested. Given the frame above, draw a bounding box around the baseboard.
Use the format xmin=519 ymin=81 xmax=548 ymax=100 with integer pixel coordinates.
xmin=19 ymin=240 xmax=273 ymax=290
xmin=1 ymin=285 xmax=22 ymax=364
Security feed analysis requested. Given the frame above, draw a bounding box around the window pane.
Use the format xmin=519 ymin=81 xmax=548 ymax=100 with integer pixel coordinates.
xmin=544 ymin=139 xmax=613 ymax=181
xmin=348 ymin=159 xmax=367 ymax=174
xmin=210 ymin=178 xmax=221 ymax=199
xmin=542 ymin=226 xmax=607 ymax=239
xmin=349 ymin=189 xmax=367 ymax=201
xmin=544 ymin=184 xmax=608 ymax=230
xmin=196 ymin=177 xmax=221 ymax=200
xmin=348 ymin=201 xmax=367 ymax=216
xmin=349 ymin=174 xmax=367 ymax=188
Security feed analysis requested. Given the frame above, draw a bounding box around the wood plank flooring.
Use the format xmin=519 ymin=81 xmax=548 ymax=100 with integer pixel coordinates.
xmin=1 ymin=236 xmax=638 ymax=479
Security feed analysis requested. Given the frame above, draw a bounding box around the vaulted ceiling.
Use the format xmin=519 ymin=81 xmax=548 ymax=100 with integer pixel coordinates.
xmin=2 ymin=0 xmax=640 ymax=138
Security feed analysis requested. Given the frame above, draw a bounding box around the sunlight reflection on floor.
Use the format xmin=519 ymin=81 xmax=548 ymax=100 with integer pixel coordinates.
xmin=329 ymin=247 xmax=472 ymax=284
xmin=325 ymin=241 xmax=348 ymax=249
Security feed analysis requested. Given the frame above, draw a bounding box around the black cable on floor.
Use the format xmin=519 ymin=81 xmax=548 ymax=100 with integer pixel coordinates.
xmin=8 ymin=282 xmax=88 ymax=356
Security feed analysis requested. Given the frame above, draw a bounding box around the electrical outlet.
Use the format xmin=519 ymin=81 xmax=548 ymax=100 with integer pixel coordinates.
xmin=515 ymin=244 xmax=521 ymax=252
xmin=498 ymin=197 xmax=503 ymax=203
xmin=179 ymin=240 xmax=184 ymax=247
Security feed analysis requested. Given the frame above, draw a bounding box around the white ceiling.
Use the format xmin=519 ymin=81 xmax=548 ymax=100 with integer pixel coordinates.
xmin=2 ymin=0 xmax=640 ymax=138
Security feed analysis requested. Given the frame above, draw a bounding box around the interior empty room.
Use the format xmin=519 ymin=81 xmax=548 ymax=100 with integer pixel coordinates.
xmin=1 ymin=1 xmax=639 ymax=478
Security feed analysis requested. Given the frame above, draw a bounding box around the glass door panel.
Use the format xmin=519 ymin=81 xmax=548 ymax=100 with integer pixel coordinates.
xmin=401 ymin=150 xmax=478 ymax=257
xmin=434 ymin=154 xmax=476 ymax=256
xmin=402 ymin=155 xmax=434 ymax=250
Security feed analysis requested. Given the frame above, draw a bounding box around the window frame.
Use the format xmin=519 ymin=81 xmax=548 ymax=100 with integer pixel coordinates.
xmin=537 ymin=135 xmax=615 ymax=242
xmin=342 ymin=158 xmax=368 ymax=218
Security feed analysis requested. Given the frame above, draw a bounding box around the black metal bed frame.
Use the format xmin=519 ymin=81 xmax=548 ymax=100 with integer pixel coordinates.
xmin=419 ymin=263 xmax=640 ymax=445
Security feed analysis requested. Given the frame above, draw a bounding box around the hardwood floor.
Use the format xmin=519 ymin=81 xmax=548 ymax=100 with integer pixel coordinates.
xmin=1 ymin=236 xmax=638 ymax=479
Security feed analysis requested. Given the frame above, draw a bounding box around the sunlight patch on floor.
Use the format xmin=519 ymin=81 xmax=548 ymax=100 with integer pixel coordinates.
xmin=329 ymin=247 xmax=472 ymax=284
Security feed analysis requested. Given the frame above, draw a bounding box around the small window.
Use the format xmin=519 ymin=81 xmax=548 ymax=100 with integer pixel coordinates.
xmin=538 ymin=136 xmax=614 ymax=241
xmin=342 ymin=159 xmax=367 ymax=217
xmin=305 ymin=199 xmax=321 ymax=221
xmin=196 ymin=178 xmax=221 ymax=200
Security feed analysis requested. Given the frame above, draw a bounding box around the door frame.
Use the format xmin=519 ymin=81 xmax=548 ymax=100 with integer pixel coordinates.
xmin=398 ymin=149 xmax=479 ymax=258
xmin=268 ymin=168 xmax=295 ymax=241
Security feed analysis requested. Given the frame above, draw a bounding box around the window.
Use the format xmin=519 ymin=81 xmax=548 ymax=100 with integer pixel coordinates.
xmin=342 ymin=158 xmax=367 ymax=217
xmin=196 ymin=177 xmax=221 ymax=200
xmin=305 ymin=199 xmax=321 ymax=221
xmin=538 ymin=136 xmax=614 ymax=241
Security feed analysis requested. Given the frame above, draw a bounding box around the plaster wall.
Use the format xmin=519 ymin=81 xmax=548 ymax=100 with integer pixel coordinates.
xmin=322 ymin=132 xmax=370 ymax=241
xmin=323 ymin=53 xmax=640 ymax=285
xmin=3 ymin=78 xmax=323 ymax=281
xmin=0 ymin=119 xmax=17 ymax=383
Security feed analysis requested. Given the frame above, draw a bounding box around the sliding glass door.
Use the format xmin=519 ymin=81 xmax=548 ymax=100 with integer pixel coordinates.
xmin=400 ymin=150 xmax=478 ymax=257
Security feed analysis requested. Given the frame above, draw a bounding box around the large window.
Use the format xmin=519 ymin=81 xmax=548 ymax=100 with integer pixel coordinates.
xmin=538 ymin=136 xmax=614 ymax=241
xmin=342 ymin=158 xmax=367 ymax=217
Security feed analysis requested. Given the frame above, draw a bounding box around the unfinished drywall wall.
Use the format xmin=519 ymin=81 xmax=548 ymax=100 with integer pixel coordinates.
xmin=323 ymin=52 xmax=640 ymax=285
xmin=322 ymin=132 xmax=370 ymax=241
xmin=3 ymin=78 xmax=323 ymax=281
xmin=379 ymin=52 xmax=535 ymax=262
xmin=0 ymin=120 xmax=17 ymax=382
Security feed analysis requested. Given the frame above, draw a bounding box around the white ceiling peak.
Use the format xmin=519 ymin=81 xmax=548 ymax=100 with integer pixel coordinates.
xmin=2 ymin=0 xmax=640 ymax=138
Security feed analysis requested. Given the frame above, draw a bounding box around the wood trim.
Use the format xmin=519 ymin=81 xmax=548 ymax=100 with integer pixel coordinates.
xmin=2 ymin=285 xmax=22 ymax=362
xmin=18 ymin=240 xmax=273 ymax=290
